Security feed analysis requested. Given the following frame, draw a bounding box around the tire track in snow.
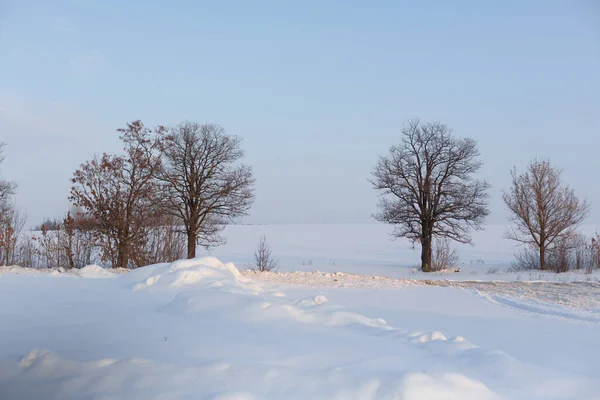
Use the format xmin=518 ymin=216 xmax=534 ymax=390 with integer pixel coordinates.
xmin=476 ymin=293 xmax=600 ymax=324
xmin=244 ymin=271 xmax=600 ymax=322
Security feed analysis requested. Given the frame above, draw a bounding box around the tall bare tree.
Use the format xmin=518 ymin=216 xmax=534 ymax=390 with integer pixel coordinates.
xmin=502 ymin=159 xmax=589 ymax=270
xmin=371 ymin=119 xmax=490 ymax=272
xmin=158 ymin=122 xmax=255 ymax=258
xmin=70 ymin=121 xmax=163 ymax=268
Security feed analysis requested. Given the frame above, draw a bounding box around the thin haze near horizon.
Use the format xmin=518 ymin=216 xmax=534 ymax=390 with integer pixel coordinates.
xmin=0 ymin=1 xmax=598 ymax=228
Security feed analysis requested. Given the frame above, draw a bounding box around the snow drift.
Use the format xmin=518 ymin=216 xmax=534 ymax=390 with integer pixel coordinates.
xmin=0 ymin=256 xmax=598 ymax=399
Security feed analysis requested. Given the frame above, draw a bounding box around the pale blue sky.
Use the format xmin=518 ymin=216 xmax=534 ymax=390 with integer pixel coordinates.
xmin=0 ymin=0 xmax=599 ymax=226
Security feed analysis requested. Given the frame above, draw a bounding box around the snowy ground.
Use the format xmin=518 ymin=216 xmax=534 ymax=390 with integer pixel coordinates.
xmin=1 ymin=224 xmax=599 ymax=399
xmin=206 ymin=224 xmax=600 ymax=283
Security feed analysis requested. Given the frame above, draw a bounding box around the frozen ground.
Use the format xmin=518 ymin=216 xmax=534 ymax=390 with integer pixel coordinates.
xmin=0 ymin=224 xmax=599 ymax=399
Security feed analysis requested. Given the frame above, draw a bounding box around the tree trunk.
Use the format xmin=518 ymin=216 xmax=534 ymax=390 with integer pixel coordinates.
xmin=539 ymin=244 xmax=546 ymax=270
xmin=66 ymin=247 xmax=75 ymax=270
xmin=115 ymin=240 xmax=129 ymax=269
xmin=65 ymin=235 xmax=75 ymax=270
xmin=187 ymin=231 xmax=197 ymax=259
xmin=421 ymin=235 xmax=433 ymax=272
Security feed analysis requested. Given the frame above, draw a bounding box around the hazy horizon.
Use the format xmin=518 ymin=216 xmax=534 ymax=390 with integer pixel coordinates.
xmin=1 ymin=1 xmax=599 ymax=227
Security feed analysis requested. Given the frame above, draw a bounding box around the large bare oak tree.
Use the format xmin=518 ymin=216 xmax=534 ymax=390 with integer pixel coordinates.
xmin=502 ymin=159 xmax=589 ymax=270
xmin=371 ymin=119 xmax=490 ymax=272
xmin=158 ymin=122 xmax=255 ymax=258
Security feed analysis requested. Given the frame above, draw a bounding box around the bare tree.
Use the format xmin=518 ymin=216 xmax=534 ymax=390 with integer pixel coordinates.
xmin=502 ymin=159 xmax=589 ymax=270
xmin=70 ymin=121 xmax=163 ymax=268
xmin=251 ymin=235 xmax=278 ymax=272
xmin=158 ymin=122 xmax=255 ymax=259
xmin=371 ymin=120 xmax=490 ymax=272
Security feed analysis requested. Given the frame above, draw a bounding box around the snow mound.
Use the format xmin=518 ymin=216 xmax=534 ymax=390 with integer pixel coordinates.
xmin=131 ymin=257 xmax=243 ymax=291
xmin=400 ymin=372 xmax=501 ymax=400
xmin=76 ymin=265 xmax=116 ymax=279
xmin=169 ymin=256 xmax=240 ymax=277
xmin=410 ymin=331 xmax=448 ymax=343
xmin=296 ymin=294 xmax=328 ymax=307
xmin=248 ymin=298 xmax=391 ymax=331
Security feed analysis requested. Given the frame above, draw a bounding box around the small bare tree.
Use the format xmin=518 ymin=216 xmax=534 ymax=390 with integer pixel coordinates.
xmin=431 ymin=238 xmax=459 ymax=272
xmin=251 ymin=235 xmax=278 ymax=272
xmin=371 ymin=119 xmax=490 ymax=272
xmin=502 ymin=159 xmax=589 ymax=270
xmin=158 ymin=122 xmax=255 ymax=259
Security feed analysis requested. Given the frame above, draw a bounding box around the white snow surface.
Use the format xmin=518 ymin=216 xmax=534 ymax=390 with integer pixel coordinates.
xmin=1 ymin=224 xmax=600 ymax=399
xmin=209 ymin=223 xmax=600 ymax=283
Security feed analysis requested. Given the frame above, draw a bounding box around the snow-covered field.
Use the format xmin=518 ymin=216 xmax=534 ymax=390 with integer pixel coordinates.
xmin=1 ymin=224 xmax=599 ymax=399
xmin=209 ymin=223 xmax=600 ymax=282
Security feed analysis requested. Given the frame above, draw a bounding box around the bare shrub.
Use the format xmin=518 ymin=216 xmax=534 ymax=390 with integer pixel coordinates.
xmin=251 ymin=235 xmax=278 ymax=272
xmin=431 ymin=238 xmax=459 ymax=271
xmin=547 ymin=237 xmax=571 ymax=273
xmin=571 ymin=233 xmax=589 ymax=270
xmin=485 ymin=267 xmax=499 ymax=275
xmin=37 ymin=223 xmax=62 ymax=268
xmin=0 ymin=203 xmax=26 ymax=265
xmin=587 ymin=235 xmax=600 ymax=275
xmin=14 ymin=235 xmax=37 ymax=268
xmin=512 ymin=233 xmax=600 ymax=274
xmin=132 ymin=215 xmax=186 ymax=267
xmin=511 ymin=247 xmax=541 ymax=271
xmin=35 ymin=211 xmax=96 ymax=269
